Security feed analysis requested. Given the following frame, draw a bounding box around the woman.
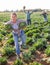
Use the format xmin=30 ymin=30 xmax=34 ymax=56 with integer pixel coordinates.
xmin=4 ymin=12 xmax=26 ymax=59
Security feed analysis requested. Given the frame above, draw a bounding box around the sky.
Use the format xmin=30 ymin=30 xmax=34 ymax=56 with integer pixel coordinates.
xmin=0 ymin=0 xmax=50 ymax=11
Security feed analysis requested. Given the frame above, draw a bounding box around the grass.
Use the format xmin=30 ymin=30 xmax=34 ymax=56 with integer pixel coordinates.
xmin=0 ymin=11 xmax=50 ymax=65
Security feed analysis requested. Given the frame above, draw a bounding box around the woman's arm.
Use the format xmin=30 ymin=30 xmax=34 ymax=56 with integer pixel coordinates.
xmin=18 ymin=19 xmax=27 ymax=24
xmin=4 ymin=21 xmax=11 ymax=25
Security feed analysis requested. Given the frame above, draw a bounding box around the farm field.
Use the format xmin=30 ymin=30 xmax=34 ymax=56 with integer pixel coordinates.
xmin=0 ymin=11 xmax=50 ymax=65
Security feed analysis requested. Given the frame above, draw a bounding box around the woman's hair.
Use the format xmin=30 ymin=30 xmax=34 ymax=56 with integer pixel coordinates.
xmin=11 ymin=12 xmax=17 ymax=17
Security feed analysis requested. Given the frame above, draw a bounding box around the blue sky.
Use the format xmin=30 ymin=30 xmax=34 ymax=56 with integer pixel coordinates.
xmin=0 ymin=0 xmax=50 ymax=11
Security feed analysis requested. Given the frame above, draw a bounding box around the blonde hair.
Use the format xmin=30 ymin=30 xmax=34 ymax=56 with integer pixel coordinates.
xmin=11 ymin=12 xmax=17 ymax=17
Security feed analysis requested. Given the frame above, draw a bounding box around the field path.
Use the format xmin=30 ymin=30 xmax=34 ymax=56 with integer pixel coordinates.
xmin=7 ymin=56 xmax=16 ymax=65
xmin=34 ymin=50 xmax=50 ymax=65
xmin=6 ymin=50 xmax=50 ymax=65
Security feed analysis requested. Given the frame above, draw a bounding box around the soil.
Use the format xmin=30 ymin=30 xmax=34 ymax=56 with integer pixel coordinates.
xmin=5 ymin=50 xmax=50 ymax=65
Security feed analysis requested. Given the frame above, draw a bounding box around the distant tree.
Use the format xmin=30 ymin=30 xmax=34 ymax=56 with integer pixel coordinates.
xmin=4 ymin=9 xmax=9 ymax=12
xmin=11 ymin=10 xmax=13 ymax=12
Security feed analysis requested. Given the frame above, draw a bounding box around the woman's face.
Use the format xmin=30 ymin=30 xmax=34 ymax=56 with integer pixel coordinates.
xmin=11 ymin=15 xmax=17 ymax=23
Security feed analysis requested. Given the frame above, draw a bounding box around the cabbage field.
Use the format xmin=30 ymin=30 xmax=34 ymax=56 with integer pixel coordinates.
xmin=0 ymin=12 xmax=50 ymax=65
